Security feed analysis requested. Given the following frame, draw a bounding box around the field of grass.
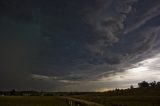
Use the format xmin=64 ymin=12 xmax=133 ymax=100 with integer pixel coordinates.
xmin=0 ymin=96 xmax=68 ymax=106
xmin=1 ymin=96 xmax=160 ymax=106
xmin=71 ymin=95 xmax=160 ymax=106
xmin=1 ymin=91 xmax=160 ymax=106
xmin=67 ymin=87 xmax=160 ymax=106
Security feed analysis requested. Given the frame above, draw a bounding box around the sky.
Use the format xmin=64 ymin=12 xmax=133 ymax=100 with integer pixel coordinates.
xmin=0 ymin=0 xmax=160 ymax=91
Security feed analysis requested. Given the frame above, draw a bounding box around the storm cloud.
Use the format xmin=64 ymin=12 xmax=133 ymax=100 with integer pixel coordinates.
xmin=0 ymin=0 xmax=160 ymax=91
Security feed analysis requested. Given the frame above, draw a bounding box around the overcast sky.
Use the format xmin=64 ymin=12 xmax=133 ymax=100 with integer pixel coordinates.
xmin=0 ymin=0 xmax=160 ymax=91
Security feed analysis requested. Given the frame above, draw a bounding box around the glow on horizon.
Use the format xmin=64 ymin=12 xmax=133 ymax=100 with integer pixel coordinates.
xmin=96 ymin=88 xmax=111 ymax=92
xmin=96 ymin=54 xmax=160 ymax=91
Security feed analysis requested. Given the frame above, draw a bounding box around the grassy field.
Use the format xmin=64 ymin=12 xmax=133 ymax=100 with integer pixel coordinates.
xmin=71 ymin=95 xmax=160 ymax=106
xmin=68 ymin=87 xmax=160 ymax=106
xmin=0 ymin=95 xmax=160 ymax=106
xmin=0 ymin=96 xmax=68 ymax=106
xmin=0 ymin=88 xmax=160 ymax=106
xmin=1 ymin=96 xmax=160 ymax=106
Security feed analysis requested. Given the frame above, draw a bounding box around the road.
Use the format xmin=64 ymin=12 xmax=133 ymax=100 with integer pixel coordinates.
xmin=63 ymin=97 xmax=104 ymax=106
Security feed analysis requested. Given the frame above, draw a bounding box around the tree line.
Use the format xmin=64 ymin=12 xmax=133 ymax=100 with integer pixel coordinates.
xmin=138 ymin=81 xmax=160 ymax=88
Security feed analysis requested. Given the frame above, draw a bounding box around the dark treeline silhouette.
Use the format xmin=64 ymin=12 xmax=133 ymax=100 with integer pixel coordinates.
xmin=0 ymin=81 xmax=160 ymax=96
xmin=0 ymin=90 xmax=40 ymax=96
xmin=0 ymin=90 xmax=92 ymax=96
xmin=138 ymin=81 xmax=160 ymax=88
xmin=102 ymin=81 xmax=160 ymax=96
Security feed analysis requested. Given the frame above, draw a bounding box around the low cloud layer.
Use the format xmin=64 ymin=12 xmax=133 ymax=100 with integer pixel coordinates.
xmin=0 ymin=0 xmax=160 ymax=91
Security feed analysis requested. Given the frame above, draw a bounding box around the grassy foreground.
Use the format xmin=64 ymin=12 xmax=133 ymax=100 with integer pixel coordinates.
xmin=1 ymin=87 xmax=160 ymax=106
xmin=0 ymin=95 xmax=160 ymax=106
xmin=72 ymin=95 xmax=160 ymax=106
xmin=69 ymin=87 xmax=160 ymax=106
xmin=0 ymin=96 xmax=68 ymax=106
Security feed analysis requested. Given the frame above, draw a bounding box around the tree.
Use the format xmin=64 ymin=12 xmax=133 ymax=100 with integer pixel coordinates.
xmin=149 ymin=81 xmax=156 ymax=87
xmin=138 ymin=81 xmax=149 ymax=88
xmin=156 ymin=82 xmax=160 ymax=87
xmin=130 ymin=85 xmax=134 ymax=89
xmin=10 ymin=89 xmax=16 ymax=95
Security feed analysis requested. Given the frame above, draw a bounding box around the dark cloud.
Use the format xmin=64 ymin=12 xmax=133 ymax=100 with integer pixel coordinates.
xmin=124 ymin=1 xmax=160 ymax=34
xmin=0 ymin=0 xmax=160 ymax=91
xmin=84 ymin=0 xmax=160 ymax=65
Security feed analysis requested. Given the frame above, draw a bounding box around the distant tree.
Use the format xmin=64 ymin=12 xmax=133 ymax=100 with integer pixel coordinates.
xmin=138 ymin=81 xmax=149 ymax=88
xmin=130 ymin=85 xmax=134 ymax=89
xmin=157 ymin=82 xmax=160 ymax=87
xmin=115 ymin=88 xmax=120 ymax=91
xmin=149 ymin=81 xmax=156 ymax=87
xmin=10 ymin=89 xmax=16 ymax=95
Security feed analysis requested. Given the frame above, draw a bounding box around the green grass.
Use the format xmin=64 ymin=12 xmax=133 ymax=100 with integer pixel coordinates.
xmin=71 ymin=95 xmax=160 ymax=106
xmin=0 ymin=96 xmax=68 ymax=106
xmin=1 ymin=93 xmax=160 ymax=106
xmin=1 ymin=96 xmax=160 ymax=106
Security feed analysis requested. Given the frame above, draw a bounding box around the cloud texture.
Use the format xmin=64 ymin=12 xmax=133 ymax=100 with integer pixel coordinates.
xmin=0 ymin=0 xmax=160 ymax=91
